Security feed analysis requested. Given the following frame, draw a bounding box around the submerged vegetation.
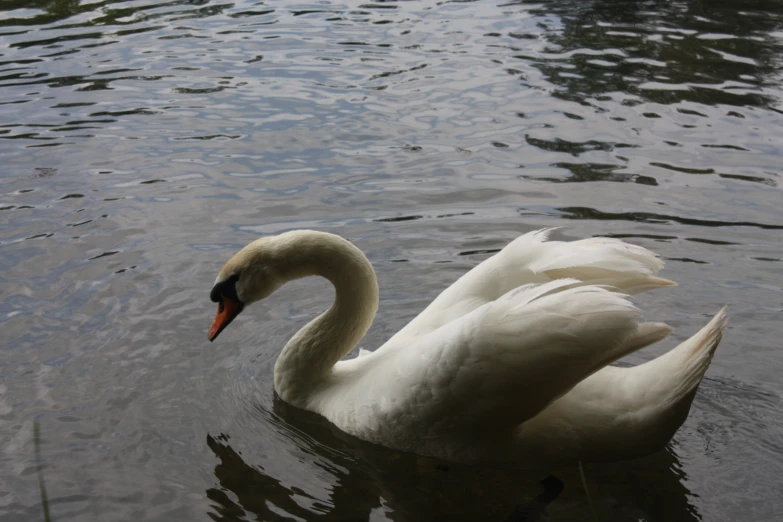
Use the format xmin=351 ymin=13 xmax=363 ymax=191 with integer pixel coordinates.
xmin=34 ymin=420 xmax=52 ymax=522
xmin=580 ymin=461 xmax=600 ymax=522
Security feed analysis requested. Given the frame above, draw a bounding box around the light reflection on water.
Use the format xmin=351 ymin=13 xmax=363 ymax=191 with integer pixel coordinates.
xmin=1 ymin=1 xmax=782 ymax=521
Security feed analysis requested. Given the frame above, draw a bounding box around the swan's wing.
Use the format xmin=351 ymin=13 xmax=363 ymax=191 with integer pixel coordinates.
xmin=350 ymin=280 xmax=668 ymax=442
xmin=386 ymin=229 xmax=673 ymax=345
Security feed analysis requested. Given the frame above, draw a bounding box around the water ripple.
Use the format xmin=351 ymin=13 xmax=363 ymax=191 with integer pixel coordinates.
xmin=1 ymin=1 xmax=782 ymax=521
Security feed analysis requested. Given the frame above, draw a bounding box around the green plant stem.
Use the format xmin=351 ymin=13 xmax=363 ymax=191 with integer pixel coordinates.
xmin=34 ymin=420 xmax=52 ymax=522
xmin=579 ymin=460 xmax=600 ymax=522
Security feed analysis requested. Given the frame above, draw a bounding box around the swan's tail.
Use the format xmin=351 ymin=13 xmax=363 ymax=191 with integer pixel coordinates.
xmin=669 ymin=306 xmax=728 ymax=400
xmin=633 ymin=306 xmax=727 ymax=410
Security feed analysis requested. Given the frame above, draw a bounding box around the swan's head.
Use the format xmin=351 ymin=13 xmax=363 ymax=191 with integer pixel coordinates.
xmin=208 ymin=230 xmax=371 ymax=341
xmin=208 ymin=237 xmax=288 ymax=342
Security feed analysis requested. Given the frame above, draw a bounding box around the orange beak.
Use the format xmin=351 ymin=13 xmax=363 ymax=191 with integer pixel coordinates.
xmin=208 ymin=296 xmax=243 ymax=342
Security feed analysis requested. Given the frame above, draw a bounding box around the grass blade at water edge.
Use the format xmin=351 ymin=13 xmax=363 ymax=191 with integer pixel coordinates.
xmin=34 ymin=420 xmax=52 ymax=522
xmin=579 ymin=460 xmax=600 ymax=522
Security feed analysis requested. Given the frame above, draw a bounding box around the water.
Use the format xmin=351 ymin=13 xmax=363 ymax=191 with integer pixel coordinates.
xmin=1 ymin=0 xmax=782 ymax=520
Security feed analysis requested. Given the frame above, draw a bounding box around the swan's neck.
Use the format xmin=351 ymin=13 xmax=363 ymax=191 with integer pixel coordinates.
xmin=271 ymin=232 xmax=379 ymax=408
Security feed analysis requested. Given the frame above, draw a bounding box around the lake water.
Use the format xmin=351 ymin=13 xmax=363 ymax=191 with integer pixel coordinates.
xmin=1 ymin=1 xmax=782 ymax=520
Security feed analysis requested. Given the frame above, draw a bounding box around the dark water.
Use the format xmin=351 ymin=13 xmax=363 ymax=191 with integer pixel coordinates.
xmin=1 ymin=1 xmax=782 ymax=520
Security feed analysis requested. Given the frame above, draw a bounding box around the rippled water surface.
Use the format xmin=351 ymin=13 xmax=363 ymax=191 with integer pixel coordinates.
xmin=1 ymin=1 xmax=782 ymax=520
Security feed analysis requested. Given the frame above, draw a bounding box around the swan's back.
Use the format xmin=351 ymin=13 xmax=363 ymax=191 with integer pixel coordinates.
xmin=321 ymin=280 xmax=673 ymax=461
xmin=325 ymin=229 xmax=726 ymax=466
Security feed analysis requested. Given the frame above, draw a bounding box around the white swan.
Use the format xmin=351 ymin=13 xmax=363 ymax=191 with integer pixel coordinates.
xmin=207 ymin=229 xmax=727 ymax=466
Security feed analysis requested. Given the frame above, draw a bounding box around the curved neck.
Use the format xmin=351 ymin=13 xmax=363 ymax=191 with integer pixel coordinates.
xmin=271 ymin=232 xmax=379 ymax=408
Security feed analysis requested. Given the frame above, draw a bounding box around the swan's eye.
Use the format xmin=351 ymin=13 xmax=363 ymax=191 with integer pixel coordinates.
xmin=210 ymin=274 xmax=241 ymax=304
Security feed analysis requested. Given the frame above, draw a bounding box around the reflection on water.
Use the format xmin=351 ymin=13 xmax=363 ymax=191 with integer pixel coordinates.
xmin=205 ymin=396 xmax=702 ymax=522
xmin=1 ymin=0 xmax=782 ymax=521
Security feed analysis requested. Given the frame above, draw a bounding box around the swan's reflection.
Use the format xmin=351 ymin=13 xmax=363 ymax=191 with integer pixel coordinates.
xmin=206 ymin=395 xmax=700 ymax=522
xmin=546 ymin=448 xmax=701 ymax=521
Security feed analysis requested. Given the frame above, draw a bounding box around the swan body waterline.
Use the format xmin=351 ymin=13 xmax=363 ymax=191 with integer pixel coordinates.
xmin=208 ymin=229 xmax=727 ymax=467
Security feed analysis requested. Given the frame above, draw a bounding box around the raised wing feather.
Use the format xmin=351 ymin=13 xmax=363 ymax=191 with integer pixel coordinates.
xmin=386 ymin=229 xmax=672 ymax=345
